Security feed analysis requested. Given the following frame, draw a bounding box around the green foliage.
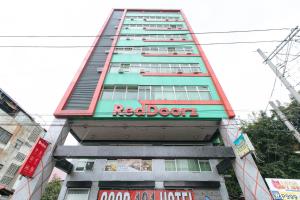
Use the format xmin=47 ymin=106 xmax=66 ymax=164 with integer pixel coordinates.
xmin=41 ymin=177 xmax=62 ymax=200
xmin=225 ymin=100 xmax=300 ymax=198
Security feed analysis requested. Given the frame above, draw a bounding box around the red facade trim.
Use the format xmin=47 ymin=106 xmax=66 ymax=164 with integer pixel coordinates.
xmin=180 ymin=10 xmax=235 ymax=118
xmin=139 ymin=100 xmax=223 ymax=105
xmin=54 ymin=9 xmax=115 ymax=117
xmin=141 ymin=72 xmax=209 ymax=77
xmin=143 ymin=53 xmax=200 ymax=57
xmin=144 ymin=40 xmax=193 ymax=42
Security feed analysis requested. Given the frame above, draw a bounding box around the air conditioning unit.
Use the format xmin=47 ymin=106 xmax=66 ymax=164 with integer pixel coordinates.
xmin=140 ymin=69 xmax=145 ymax=74
xmin=125 ymin=27 xmax=129 ymax=30
xmin=105 ymin=50 xmax=110 ymax=54
xmin=126 ymin=37 xmax=130 ymax=40
xmin=177 ymin=69 xmax=183 ymax=74
xmin=130 ymin=18 xmax=134 ymax=21
xmin=110 ymin=36 xmax=114 ymax=40
xmin=193 ymin=71 xmax=200 ymax=74
xmin=118 ymin=68 xmax=124 ymax=73
xmin=186 ymin=52 xmax=192 ymax=55
xmin=114 ymin=26 xmax=118 ymax=29
xmin=97 ymin=68 xmax=103 ymax=73
xmin=85 ymin=161 xmax=94 ymax=171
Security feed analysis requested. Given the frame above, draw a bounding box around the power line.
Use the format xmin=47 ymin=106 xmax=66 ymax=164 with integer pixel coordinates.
xmin=0 ymin=27 xmax=291 ymax=38
xmin=0 ymin=40 xmax=288 ymax=48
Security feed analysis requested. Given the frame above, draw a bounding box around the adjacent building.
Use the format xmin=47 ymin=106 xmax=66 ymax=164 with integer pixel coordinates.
xmin=54 ymin=9 xmax=236 ymax=200
xmin=0 ymin=89 xmax=45 ymax=197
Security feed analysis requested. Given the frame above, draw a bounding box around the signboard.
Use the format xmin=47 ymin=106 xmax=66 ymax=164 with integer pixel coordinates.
xmin=265 ymin=178 xmax=300 ymax=200
xmin=113 ymin=104 xmax=198 ymax=117
xmin=105 ymin=159 xmax=152 ymax=172
xmin=233 ymin=134 xmax=251 ymax=158
xmin=98 ymin=190 xmax=194 ymax=200
xmin=19 ymin=137 xmax=49 ymax=177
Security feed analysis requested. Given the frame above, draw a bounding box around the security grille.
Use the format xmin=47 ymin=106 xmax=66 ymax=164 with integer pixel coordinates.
xmin=0 ymin=176 xmax=13 ymax=186
xmin=6 ymin=163 xmax=20 ymax=176
xmin=0 ymin=127 xmax=12 ymax=145
xmin=15 ymin=152 xmax=26 ymax=162
xmin=28 ymin=127 xmax=41 ymax=142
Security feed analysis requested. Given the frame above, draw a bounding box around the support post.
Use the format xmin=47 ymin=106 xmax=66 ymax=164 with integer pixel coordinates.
xmin=269 ymin=101 xmax=300 ymax=143
xmin=257 ymin=48 xmax=300 ymax=104
xmin=219 ymin=119 xmax=272 ymax=200
xmin=11 ymin=119 xmax=69 ymax=200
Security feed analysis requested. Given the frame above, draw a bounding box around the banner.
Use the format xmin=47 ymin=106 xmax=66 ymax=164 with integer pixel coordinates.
xmin=105 ymin=159 xmax=152 ymax=172
xmin=19 ymin=138 xmax=49 ymax=177
xmin=265 ymin=178 xmax=300 ymax=200
xmin=98 ymin=190 xmax=194 ymax=200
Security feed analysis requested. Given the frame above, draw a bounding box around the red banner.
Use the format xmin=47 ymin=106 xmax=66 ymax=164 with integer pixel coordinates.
xmin=98 ymin=190 xmax=194 ymax=200
xmin=19 ymin=138 xmax=49 ymax=178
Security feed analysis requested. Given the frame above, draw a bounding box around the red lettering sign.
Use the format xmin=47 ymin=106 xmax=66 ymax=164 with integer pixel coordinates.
xmin=19 ymin=138 xmax=49 ymax=178
xmin=113 ymin=104 xmax=198 ymax=117
xmin=98 ymin=190 xmax=194 ymax=200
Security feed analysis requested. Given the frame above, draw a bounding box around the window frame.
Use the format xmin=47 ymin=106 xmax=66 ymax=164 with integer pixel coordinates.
xmin=64 ymin=188 xmax=90 ymax=200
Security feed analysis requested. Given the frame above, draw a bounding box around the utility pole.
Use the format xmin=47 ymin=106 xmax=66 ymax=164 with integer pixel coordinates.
xmin=257 ymin=26 xmax=300 ymax=104
xmin=269 ymin=101 xmax=300 ymax=143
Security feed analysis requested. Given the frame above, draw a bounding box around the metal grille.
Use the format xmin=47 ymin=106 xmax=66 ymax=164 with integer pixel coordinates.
xmin=6 ymin=163 xmax=20 ymax=176
xmin=0 ymin=176 xmax=13 ymax=186
xmin=64 ymin=10 xmax=124 ymax=110
xmin=15 ymin=152 xmax=26 ymax=162
xmin=0 ymin=127 xmax=12 ymax=145
xmin=28 ymin=127 xmax=41 ymax=142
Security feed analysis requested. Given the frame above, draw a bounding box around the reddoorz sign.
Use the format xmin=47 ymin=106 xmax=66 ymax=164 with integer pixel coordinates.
xmin=113 ymin=104 xmax=198 ymax=117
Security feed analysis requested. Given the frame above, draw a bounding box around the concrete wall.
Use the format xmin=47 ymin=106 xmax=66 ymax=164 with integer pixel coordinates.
xmin=58 ymin=159 xmax=229 ymax=200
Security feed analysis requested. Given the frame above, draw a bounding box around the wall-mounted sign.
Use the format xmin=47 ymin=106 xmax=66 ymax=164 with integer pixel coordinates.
xmin=19 ymin=138 xmax=49 ymax=178
xmin=233 ymin=134 xmax=251 ymax=158
xmin=98 ymin=190 xmax=194 ymax=200
xmin=105 ymin=159 xmax=152 ymax=172
xmin=113 ymin=104 xmax=198 ymax=117
xmin=265 ymin=178 xmax=300 ymax=200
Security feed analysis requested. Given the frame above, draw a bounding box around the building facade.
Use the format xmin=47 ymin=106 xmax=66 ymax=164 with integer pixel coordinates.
xmin=0 ymin=89 xmax=45 ymax=197
xmin=54 ymin=9 xmax=235 ymax=200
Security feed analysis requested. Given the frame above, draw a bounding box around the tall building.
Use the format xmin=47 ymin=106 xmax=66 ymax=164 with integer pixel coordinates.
xmin=0 ymin=89 xmax=45 ymax=197
xmin=54 ymin=9 xmax=236 ymax=200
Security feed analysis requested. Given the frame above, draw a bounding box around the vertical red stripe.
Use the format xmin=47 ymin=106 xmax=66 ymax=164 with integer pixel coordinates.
xmin=180 ymin=10 xmax=235 ymax=118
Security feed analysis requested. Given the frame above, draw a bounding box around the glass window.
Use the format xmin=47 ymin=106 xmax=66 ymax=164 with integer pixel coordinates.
xmin=138 ymin=86 xmax=150 ymax=100
xmin=64 ymin=189 xmax=89 ymax=200
xmin=199 ymin=161 xmax=212 ymax=171
xmin=176 ymin=160 xmax=189 ymax=171
xmin=0 ymin=127 xmax=12 ymax=145
xmin=163 ymin=86 xmax=175 ymax=100
xmin=165 ymin=160 xmax=176 ymax=171
xmin=126 ymin=88 xmax=138 ymax=100
xmin=197 ymin=86 xmax=211 ymax=100
xmin=188 ymin=160 xmax=200 ymax=171
xmin=114 ymin=86 xmax=126 ymax=100
xmin=15 ymin=139 xmax=23 ymax=150
xmin=151 ymin=86 xmax=163 ymax=100
xmin=175 ymin=86 xmax=187 ymax=100
xmin=101 ymin=89 xmax=114 ymax=100
xmin=186 ymin=86 xmax=199 ymax=100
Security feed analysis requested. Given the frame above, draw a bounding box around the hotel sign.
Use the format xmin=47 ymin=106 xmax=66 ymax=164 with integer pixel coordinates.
xmin=99 ymin=190 xmax=194 ymax=200
xmin=113 ymin=104 xmax=198 ymax=117
xmin=19 ymin=138 xmax=49 ymax=178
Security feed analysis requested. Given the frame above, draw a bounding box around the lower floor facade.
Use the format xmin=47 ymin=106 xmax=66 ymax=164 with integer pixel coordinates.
xmin=57 ymin=159 xmax=229 ymax=200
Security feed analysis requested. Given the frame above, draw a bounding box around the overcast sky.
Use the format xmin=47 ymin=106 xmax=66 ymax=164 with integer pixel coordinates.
xmin=0 ymin=0 xmax=299 ymax=140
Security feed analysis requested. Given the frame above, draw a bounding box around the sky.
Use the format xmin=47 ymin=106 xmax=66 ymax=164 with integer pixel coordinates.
xmin=0 ymin=0 xmax=299 ymax=141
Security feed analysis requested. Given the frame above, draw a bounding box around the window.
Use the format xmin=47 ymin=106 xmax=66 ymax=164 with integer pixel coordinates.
xmin=165 ymin=159 xmax=211 ymax=172
xmin=15 ymin=152 xmax=26 ymax=162
xmin=114 ymin=46 xmax=193 ymax=55
xmin=6 ymin=163 xmax=20 ymax=176
xmin=64 ymin=188 xmax=90 ymax=200
xmin=15 ymin=139 xmax=23 ymax=150
xmin=74 ymin=160 xmax=94 ymax=172
xmin=101 ymin=86 xmax=138 ymax=101
xmin=110 ymin=63 xmax=201 ymax=74
xmin=0 ymin=176 xmax=13 ymax=186
xmin=0 ymin=127 xmax=12 ymax=145
xmin=101 ymin=85 xmax=211 ymax=101
xmin=28 ymin=127 xmax=42 ymax=142
xmin=122 ymin=24 xmax=184 ymax=30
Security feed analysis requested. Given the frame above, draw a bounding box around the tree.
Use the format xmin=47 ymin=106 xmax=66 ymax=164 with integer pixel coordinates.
xmin=41 ymin=177 xmax=62 ymax=200
xmin=225 ymin=100 xmax=300 ymax=198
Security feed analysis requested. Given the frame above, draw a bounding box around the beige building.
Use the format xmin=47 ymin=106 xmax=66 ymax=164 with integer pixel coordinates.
xmin=0 ymin=89 xmax=45 ymax=197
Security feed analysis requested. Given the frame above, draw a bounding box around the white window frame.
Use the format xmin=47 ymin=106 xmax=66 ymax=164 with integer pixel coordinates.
xmin=64 ymin=188 xmax=90 ymax=200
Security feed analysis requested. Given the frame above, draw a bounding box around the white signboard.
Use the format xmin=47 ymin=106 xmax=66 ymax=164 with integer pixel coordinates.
xmin=265 ymin=178 xmax=300 ymax=200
